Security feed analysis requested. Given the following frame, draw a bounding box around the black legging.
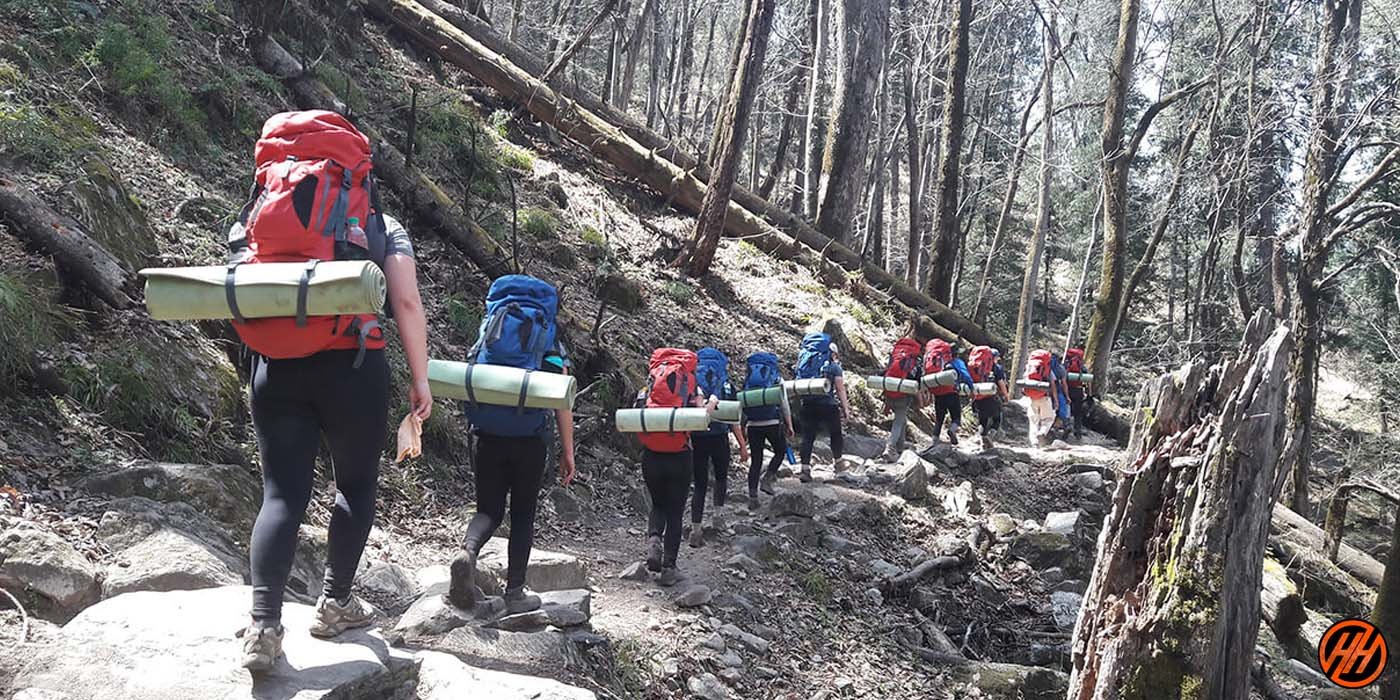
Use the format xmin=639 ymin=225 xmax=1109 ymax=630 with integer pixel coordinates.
xmin=249 ymin=349 xmax=389 ymax=623
xmin=745 ymin=424 xmax=786 ymax=496
xmin=690 ymin=433 xmax=729 ymax=523
xmin=972 ymin=397 xmax=999 ymax=436
xmin=642 ymin=448 xmax=692 ymax=568
xmin=798 ymin=402 xmax=842 ymax=465
xmin=463 ymin=433 xmax=547 ymax=590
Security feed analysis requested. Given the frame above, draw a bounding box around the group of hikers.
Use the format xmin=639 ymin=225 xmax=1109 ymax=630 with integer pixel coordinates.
xmin=192 ymin=110 xmax=1094 ymax=673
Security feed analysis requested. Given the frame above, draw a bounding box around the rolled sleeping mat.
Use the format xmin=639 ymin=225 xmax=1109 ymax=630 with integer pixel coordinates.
xmin=427 ymin=359 xmax=577 ymax=410
xmin=615 ymin=407 xmax=712 ymax=433
xmin=969 ymin=382 xmax=999 ymax=397
xmin=738 ymin=386 xmax=786 ymax=408
xmin=865 ymin=376 xmax=921 ymax=395
xmin=920 ymin=369 xmax=959 ymax=389
xmin=140 ymin=260 xmax=385 ymax=321
xmin=713 ymin=400 xmax=742 ymax=424
xmin=1066 ymin=372 xmax=1094 ymax=384
xmin=1018 ymin=379 xmax=1052 ymax=390
xmin=784 ymin=378 xmax=831 ymax=397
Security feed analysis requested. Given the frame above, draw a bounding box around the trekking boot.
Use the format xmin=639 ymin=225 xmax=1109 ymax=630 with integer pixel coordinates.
xmin=646 ymin=535 xmax=664 ymax=572
xmin=947 ymin=427 xmax=959 ymax=447
xmin=759 ymin=470 xmax=777 ymax=495
xmin=308 ymin=593 xmax=376 ymax=638
xmin=981 ymin=434 xmax=993 ymax=451
xmin=503 ymin=586 xmax=542 ymax=615
xmin=239 ymin=621 xmax=284 ymax=672
xmin=798 ymin=464 xmax=812 ymax=483
xmin=448 ymin=550 xmax=481 ymax=609
xmin=747 ymin=494 xmax=760 ymax=511
xmin=689 ymin=528 xmax=705 ymax=548
xmin=657 ymin=566 xmax=683 ymax=587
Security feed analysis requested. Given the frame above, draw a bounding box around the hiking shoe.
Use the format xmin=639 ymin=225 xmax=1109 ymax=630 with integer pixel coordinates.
xmin=448 ymin=550 xmax=481 ymax=609
xmin=981 ymin=435 xmax=994 ymax=451
xmin=657 ymin=567 xmax=683 ymax=587
xmin=759 ymin=471 xmax=777 ymax=495
xmin=308 ymin=594 xmax=376 ymax=638
xmin=646 ymin=535 xmax=664 ymax=572
xmin=798 ymin=465 xmax=812 ymax=483
xmin=688 ymin=529 xmax=705 ymax=548
xmin=747 ymin=495 xmax=760 ymax=511
xmin=240 ymin=622 xmax=284 ymax=672
xmin=503 ymin=586 xmax=542 ymax=615
xmin=947 ymin=430 xmax=959 ymax=446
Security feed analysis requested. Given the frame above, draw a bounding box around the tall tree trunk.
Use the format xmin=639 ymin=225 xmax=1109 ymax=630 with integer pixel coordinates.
xmin=676 ymin=0 xmax=777 ymax=276
xmin=802 ymin=0 xmax=826 ymax=219
xmin=663 ymin=6 xmax=694 ymax=138
xmin=969 ymin=81 xmax=1039 ymax=326
xmin=1113 ymin=114 xmax=1203 ymax=336
xmin=1009 ymin=17 xmax=1055 ymax=391
xmin=758 ymin=61 xmax=805 ymax=199
xmin=814 ymin=0 xmax=891 ymax=245
xmin=898 ymin=0 xmax=921 ymax=284
xmin=886 ymin=117 xmax=902 ymax=275
xmin=1377 ymin=508 xmax=1400 ymax=699
xmin=1065 ymin=194 xmax=1102 ymax=350
xmin=688 ymin=8 xmax=719 ymax=147
xmin=1070 ymin=312 xmax=1293 ymax=700
xmin=1082 ymin=0 xmax=1141 ymax=391
xmin=644 ymin=3 xmax=665 ymax=128
xmin=1283 ymin=0 xmax=1363 ymax=517
xmin=617 ymin=0 xmax=655 ymax=107
xmin=923 ymin=0 xmax=971 ymax=303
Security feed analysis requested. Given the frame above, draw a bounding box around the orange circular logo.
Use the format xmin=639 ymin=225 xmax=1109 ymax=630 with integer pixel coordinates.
xmin=1318 ymin=618 xmax=1388 ymax=689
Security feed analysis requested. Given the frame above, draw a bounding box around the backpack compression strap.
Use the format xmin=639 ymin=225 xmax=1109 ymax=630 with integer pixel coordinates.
xmin=341 ymin=316 xmax=382 ymax=369
xmin=224 ymin=263 xmax=246 ymax=324
xmin=463 ymin=363 xmax=478 ymax=406
xmin=516 ymin=369 xmax=533 ymax=415
xmin=295 ymin=259 xmax=319 ymax=328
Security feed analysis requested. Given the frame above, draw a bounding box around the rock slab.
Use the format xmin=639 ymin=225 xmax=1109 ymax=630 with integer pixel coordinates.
xmin=0 ymin=527 xmax=100 ymax=611
xmin=416 ymin=650 xmax=595 ymax=699
xmin=477 ymin=538 xmax=588 ymax=592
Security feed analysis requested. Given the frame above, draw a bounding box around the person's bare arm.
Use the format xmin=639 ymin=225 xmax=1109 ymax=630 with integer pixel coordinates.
xmin=556 ymin=370 xmax=576 ymax=486
xmin=385 ymin=254 xmax=431 ymax=420
xmin=732 ymin=423 xmax=749 ymax=462
xmin=835 ymin=375 xmax=851 ymax=422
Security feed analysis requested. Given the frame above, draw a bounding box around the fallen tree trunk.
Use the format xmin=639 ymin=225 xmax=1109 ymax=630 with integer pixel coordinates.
xmin=1070 ymin=311 xmax=1293 ymax=700
xmin=368 ymin=0 xmax=1002 ymax=349
xmin=1260 ymin=557 xmax=1308 ymax=658
xmin=250 ymin=36 xmax=514 ymax=280
xmin=1272 ymin=503 xmax=1384 ymax=590
xmin=1270 ymin=512 xmax=1377 ymax=619
xmin=0 ymin=178 xmax=137 ymax=309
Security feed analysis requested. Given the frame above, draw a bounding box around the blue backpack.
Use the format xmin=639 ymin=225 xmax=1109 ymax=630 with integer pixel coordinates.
xmin=795 ymin=332 xmax=832 ymax=380
xmin=462 ymin=275 xmax=560 ymax=437
xmin=697 ymin=347 xmax=733 ymax=435
xmin=744 ymin=352 xmax=782 ymax=422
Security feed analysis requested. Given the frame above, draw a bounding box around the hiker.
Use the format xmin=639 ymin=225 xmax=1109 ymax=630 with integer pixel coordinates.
xmin=447 ymin=275 xmax=576 ymax=616
xmin=1023 ymin=349 xmax=1059 ymax=446
xmin=237 ymin=111 xmax=431 ymax=671
xmin=1064 ymin=347 xmax=1091 ymax=438
xmin=924 ymin=339 xmax=975 ymax=446
xmin=1050 ymin=352 xmax=1072 ymax=439
xmin=966 ymin=345 xmax=1003 ymax=450
xmin=988 ymin=349 xmax=1010 ymax=436
xmin=742 ymin=351 xmax=794 ymax=507
xmin=690 ymin=348 xmax=750 ymax=546
xmin=795 ymin=333 xmax=851 ymax=482
xmin=634 ymin=348 xmax=716 ymax=586
xmin=881 ymin=336 xmax=925 ymax=460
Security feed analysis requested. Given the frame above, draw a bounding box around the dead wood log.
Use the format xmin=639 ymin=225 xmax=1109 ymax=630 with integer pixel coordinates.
xmin=1069 ymin=311 xmax=1293 ymax=700
xmin=882 ymin=555 xmax=967 ymax=594
xmin=1270 ymin=519 xmax=1377 ymax=619
xmin=0 ymin=178 xmax=137 ymax=309
xmin=367 ymin=0 xmax=1003 ymax=349
xmin=1261 ymin=557 xmax=1309 ymax=658
xmin=1272 ymin=503 xmax=1384 ymax=590
xmin=250 ymin=36 xmax=514 ymax=280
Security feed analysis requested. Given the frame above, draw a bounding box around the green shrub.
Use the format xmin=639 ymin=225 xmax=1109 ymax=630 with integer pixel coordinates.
xmin=93 ymin=14 xmax=207 ymax=144
xmin=497 ymin=142 xmax=535 ymax=173
xmin=445 ymin=295 xmax=482 ymax=344
xmin=664 ymin=280 xmax=695 ymax=304
xmin=519 ymin=208 xmax=559 ymax=239
xmin=798 ymin=568 xmax=832 ymax=604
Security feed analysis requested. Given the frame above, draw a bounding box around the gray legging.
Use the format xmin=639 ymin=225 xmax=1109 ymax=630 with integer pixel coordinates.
xmin=248 ymin=349 xmax=389 ymax=623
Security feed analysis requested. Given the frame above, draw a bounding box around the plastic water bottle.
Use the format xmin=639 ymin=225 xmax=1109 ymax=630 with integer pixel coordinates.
xmin=347 ymin=216 xmax=368 ymax=249
xmin=785 ymin=446 xmax=796 ymax=465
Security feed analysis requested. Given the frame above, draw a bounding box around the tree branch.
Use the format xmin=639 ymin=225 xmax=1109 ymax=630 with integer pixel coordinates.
xmin=1125 ymin=77 xmax=1213 ymax=160
xmin=1327 ymin=144 xmax=1400 ymax=218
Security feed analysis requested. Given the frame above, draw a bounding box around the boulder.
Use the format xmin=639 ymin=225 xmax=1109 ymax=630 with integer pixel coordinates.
xmin=1007 ymin=532 xmax=1074 ymax=571
xmin=619 ymin=561 xmax=650 ymax=581
xmin=416 ymin=650 xmax=596 ymax=699
xmin=942 ymin=480 xmax=981 ymax=517
xmin=1043 ymin=511 xmax=1082 ymax=537
xmin=540 ymin=588 xmax=591 ymax=620
xmin=394 ymin=593 xmax=473 ymax=638
xmin=895 ymin=458 xmax=929 ymax=501
xmin=987 ymin=513 xmax=1019 ymax=538
xmin=842 ymin=433 xmax=887 ymax=460
xmin=356 ymin=559 xmax=419 ymax=610
xmin=732 ymin=536 xmax=781 ymax=563
xmin=11 ymin=586 xmax=416 ymax=700
xmin=287 ymin=525 xmax=330 ymax=602
xmin=95 ymin=497 xmax=246 ymax=599
xmin=870 ymin=559 xmax=903 ymax=580
xmin=1050 ymin=591 xmax=1082 ymax=631
xmin=549 ymin=488 xmax=582 ymax=522
xmin=1069 ymin=471 xmax=1105 ymax=492
xmin=688 ymin=672 xmax=732 ymax=700
xmin=949 ymin=661 xmax=1068 ymax=700
xmin=477 ymin=538 xmax=588 ymax=593
xmin=774 ymin=516 xmax=825 ymax=547
xmin=77 ymin=463 xmax=261 ymax=538
xmin=430 ymin=625 xmax=583 ymax=675
xmin=0 ymin=527 xmax=100 ymax=612
xmin=766 ymin=491 xmax=817 ymax=519
xmin=723 ymin=554 xmax=763 ymax=574
xmin=416 ymin=564 xmax=451 ymax=594
xmin=718 ymin=623 xmax=771 ymax=655
xmin=487 ymin=609 xmax=551 ymax=632
xmin=673 ymin=584 xmax=713 ymax=608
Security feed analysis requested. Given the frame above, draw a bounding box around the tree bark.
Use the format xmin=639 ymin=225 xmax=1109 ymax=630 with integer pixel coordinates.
xmin=922 ymin=0 xmax=971 ymax=303
xmin=539 ymin=0 xmax=618 ymax=84
xmin=1069 ymin=311 xmax=1293 ymax=700
xmin=1010 ymin=19 xmax=1055 ymax=395
xmin=368 ymin=0 xmax=1005 ymax=348
xmin=814 ymin=0 xmax=890 ymax=246
xmin=1283 ymin=0 xmax=1364 ymax=517
xmin=1065 ymin=193 xmax=1102 ymax=349
xmin=757 ymin=61 xmax=805 ymax=200
xmin=251 ymin=35 xmax=513 ymax=279
xmin=0 ymin=179 xmax=137 ymax=309
xmin=801 ymin=0 xmax=826 ymax=219
xmin=897 ymin=0 xmax=921 ymax=285
xmin=676 ymin=0 xmax=777 ymax=276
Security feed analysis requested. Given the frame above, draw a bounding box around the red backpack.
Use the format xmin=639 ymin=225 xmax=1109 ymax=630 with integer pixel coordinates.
xmin=923 ymin=339 xmax=956 ymax=396
xmin=1065 ymin=348 xmax=1086 ymax=386
xmin=883 ymin=338 xmax=923 ymax=399
xmin=1024 ymin=349 xmax=1054 ymax=399
xmin=226 ymin=110 xmax=388 ymax=366
xmin=968 ymin=345 xmax=996 ymax=383
xmin=638 ymin=348 xmax=698 ymax=453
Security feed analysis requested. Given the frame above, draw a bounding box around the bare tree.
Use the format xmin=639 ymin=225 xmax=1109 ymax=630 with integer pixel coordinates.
xmin=923 ymin=0 xmax=971 ymax=303
xmin=1010 ymin=13 xmax=1056 ymax=392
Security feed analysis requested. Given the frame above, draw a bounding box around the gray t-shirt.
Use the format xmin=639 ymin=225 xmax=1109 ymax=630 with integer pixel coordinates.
xmin=382 ymin=214 xmax=415 ymax=258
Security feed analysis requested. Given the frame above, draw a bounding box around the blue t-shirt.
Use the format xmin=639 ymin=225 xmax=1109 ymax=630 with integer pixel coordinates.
xmin=802 ymin=360 xmax=843 ymax=406
xmin=950 ymin=358 xmax=975 ymax=388
xmin=992 ymin=363 xmax=1007 ymax=383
